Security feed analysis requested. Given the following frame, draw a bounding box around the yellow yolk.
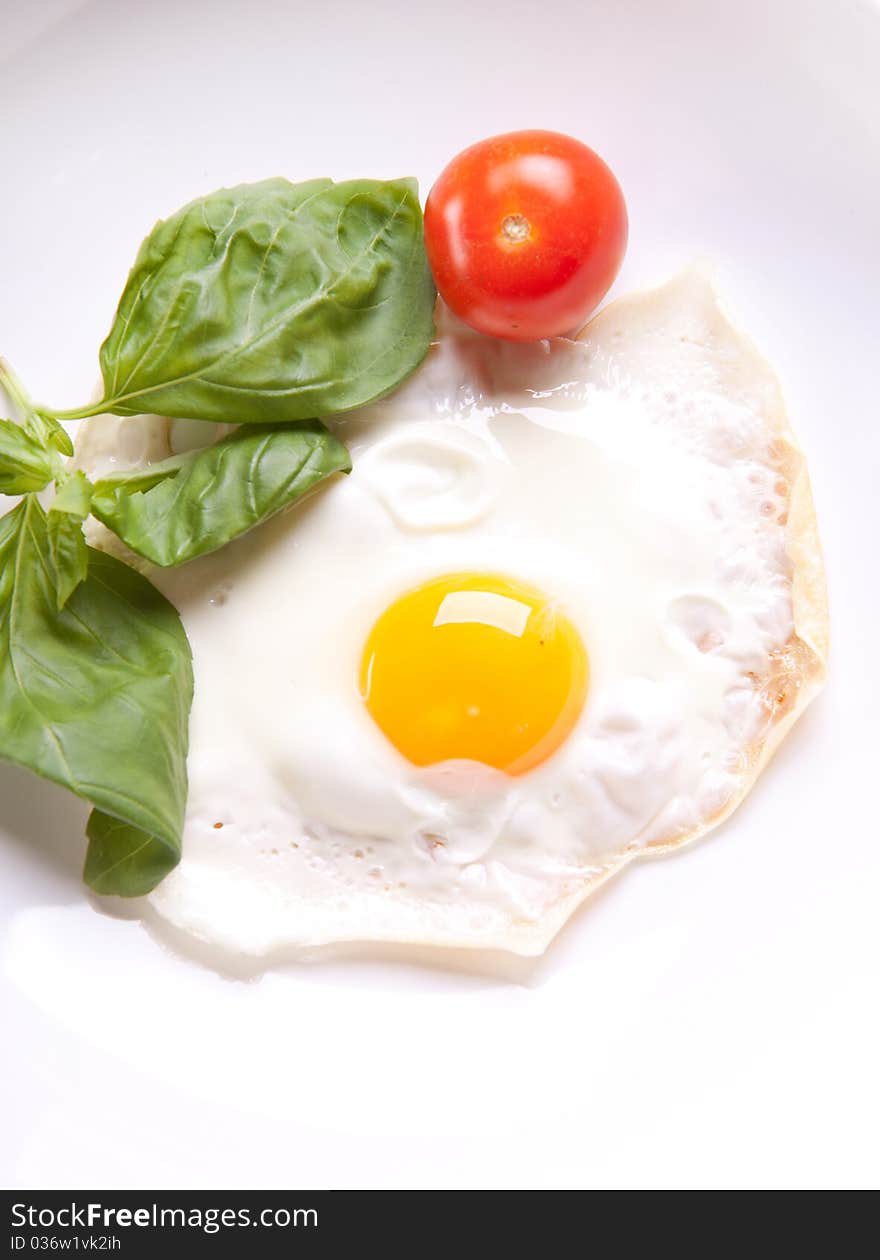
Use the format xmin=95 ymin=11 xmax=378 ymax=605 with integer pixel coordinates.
xmin=359 ymin=573 xmax=588 ymax=775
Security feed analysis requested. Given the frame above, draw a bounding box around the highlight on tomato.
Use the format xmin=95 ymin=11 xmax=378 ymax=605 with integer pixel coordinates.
xmin=424 ymin=129 xmax=628 ymax=341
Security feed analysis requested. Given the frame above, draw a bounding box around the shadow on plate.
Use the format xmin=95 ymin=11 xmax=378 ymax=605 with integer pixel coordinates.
xmin=0 ymin=761 xmax=88 ymax=900
xmin=88 ymin=856 xmax=638 ymax=991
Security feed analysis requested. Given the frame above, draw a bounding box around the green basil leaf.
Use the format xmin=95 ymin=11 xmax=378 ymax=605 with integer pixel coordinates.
xmin=92 ymin=177 xmax=435 ymax=424
xmin=84 ymin=812 xmax=179 ymax=897
xmin=90 ymin=420 xmax=350 ymax=567
xmin=90 ymin=459 xmax=188 ymax=496
xmin=47 ymin=515 xmax=88 ymax=611
xmin=48 ymin=472 xmax=93 ymax=610
xmin=0 ymin=497 xmax=193 ymax=895
xmin=0 ymin=418 xmax=57 ymax=493
xmin=53 ymin=469 xmax=93 ymax=518
xmin=26 ymin=411 xmax=74 ymax=458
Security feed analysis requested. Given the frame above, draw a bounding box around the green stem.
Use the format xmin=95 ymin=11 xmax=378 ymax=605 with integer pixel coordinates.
xmin=49 ymin=401 xmax=112 ymax=422
xmin=0 ymin=358 xmax=75 ymax=457
xmin=0 ymin=357 xmax=36 ymax=420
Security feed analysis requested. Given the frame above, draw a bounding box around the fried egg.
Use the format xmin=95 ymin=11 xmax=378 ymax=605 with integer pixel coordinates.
xmin=75 ymin=270 xmax=828 ymax=958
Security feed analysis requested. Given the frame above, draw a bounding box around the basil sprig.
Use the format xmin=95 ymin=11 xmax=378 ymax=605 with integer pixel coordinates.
xmin=0 ymin=174 xmax=435 ymax=894
xmin=0 ymin=498 xmax=193 ymax=895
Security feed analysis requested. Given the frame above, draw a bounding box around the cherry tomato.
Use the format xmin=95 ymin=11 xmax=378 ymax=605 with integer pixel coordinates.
xmin=424 ymin=129 xmax=628 ymax=341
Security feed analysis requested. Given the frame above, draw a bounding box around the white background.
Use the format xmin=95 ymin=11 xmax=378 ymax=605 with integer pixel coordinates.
xmin=1 ymin=0 xmax=878 ymax=1189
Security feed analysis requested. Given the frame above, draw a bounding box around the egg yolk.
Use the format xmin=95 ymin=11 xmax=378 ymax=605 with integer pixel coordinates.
xmin=359 ymin=573 xmax=588 ymax=775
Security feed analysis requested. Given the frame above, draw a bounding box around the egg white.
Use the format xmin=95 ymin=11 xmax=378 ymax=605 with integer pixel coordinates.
xmin=76 ymin=270 xmax=827 ymax=958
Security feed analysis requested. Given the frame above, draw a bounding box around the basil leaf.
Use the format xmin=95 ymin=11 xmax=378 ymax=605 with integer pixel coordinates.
xmin=0 ymin=358 xmax=73 ymax=457
xmin=84 ymin=812 xmax=178 ymax=897
xmin=53 ymin=468 xmax=93 ymax=518
xmin=90 ymin=420 xmax=350 ymax=567
xmin=91 ymin=177 xmax=435 ymax=424
xmin=0 ymin=497 xmax=193 ymax=895
xmin=48 ymin=472 xmax=93 ymax=610
xmin=47 ymin=515 xmax=88 ymax=611
xmin=0 ymin=419 xmax=57 ymax=494
xmin=26 ymin=411 xmax=74 ymax=458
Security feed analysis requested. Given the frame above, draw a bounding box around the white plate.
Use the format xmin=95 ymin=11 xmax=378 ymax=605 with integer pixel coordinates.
xmin=2 ymin=0 xmax=878 ymax=1190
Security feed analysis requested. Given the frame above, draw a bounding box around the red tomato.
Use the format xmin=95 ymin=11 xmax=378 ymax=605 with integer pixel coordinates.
xmin=424 ymin=130 xmax=628 ymax=341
